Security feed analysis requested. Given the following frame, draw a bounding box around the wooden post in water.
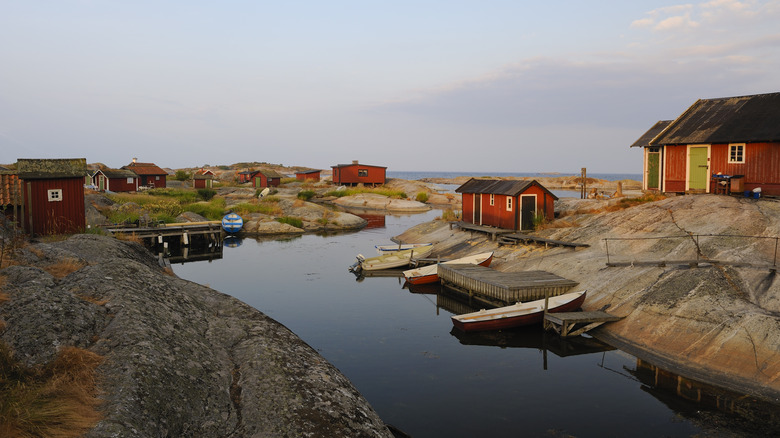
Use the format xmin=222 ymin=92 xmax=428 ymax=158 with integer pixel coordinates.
xmin=580 ymin=168 xmax=587 ymax=199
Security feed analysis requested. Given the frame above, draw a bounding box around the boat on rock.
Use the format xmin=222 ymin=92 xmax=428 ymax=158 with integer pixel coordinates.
xmin=375 ymin=242 xmax=432 ymax=254
xmin=221 ymin=212 xmax=243 ymax=233
xmin=349 ymin=245 xmax=434 ymax=272
xmin=451 ymin=290 xmax=587 ymax=332
xmin=402 ymin=252 xmax=494 ymax=285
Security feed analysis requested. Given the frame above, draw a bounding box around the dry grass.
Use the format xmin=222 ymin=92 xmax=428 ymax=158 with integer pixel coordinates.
xmin=44 ymin=258 xmax=87 ymax=279
xmin=0 ymin=344 xmax=104 ymax=438
xmin=74 ymin=294 xmax=108 ymax=306
xmin=114 ymin=232 xmax=143 ymax=244
xmin=436 ymin=209 xmax=460 ymax=221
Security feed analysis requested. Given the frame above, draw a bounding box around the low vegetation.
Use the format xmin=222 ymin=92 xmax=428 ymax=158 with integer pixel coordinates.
xmin=297 ymin=190 xmax=316 ymax=201
xmin=415 ymin=192 xmax=429 ymax=203
xmin=0 ymin=344 xmax=104 ymax=438
xmin=43 ymin=258 xmax=87 ymax=279
xmin=276 ymin=216 xmax=304 ymax=228
xmin=324 ymin=187 xmax=407 ymax=199
xmin=437 ymin=209 xmax=460 ymax=221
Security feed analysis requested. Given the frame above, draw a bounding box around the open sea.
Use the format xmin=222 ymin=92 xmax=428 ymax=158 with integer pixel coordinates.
xmin=387 ymin=171 xmax=642 ymax=182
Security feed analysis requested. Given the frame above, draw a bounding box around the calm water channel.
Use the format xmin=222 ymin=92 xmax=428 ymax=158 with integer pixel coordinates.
xmin=172 ymin=209 xmax=778 ymax=437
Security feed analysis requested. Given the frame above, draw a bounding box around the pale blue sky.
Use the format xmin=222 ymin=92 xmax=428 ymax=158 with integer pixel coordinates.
xmin=2 ymin=1 xmax=779 ymax=173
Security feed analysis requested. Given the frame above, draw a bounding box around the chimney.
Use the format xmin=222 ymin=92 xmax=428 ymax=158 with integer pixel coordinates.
xmin=352 ymin=160 xmax=358 ymax=165
xmin=132 ymin=157 xmax=137 ymax=163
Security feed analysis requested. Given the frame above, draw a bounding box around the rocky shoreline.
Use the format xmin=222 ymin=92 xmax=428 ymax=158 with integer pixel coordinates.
xmin=393 ymin=194 xmax=780 ymax=403
xmin=0 ymin=234 xmax=394 ymax=437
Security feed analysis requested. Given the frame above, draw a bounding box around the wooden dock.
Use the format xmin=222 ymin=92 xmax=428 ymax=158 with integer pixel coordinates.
xmin=498 ymin=233 xmax=589 ymax=249
xmin=438 ymin=264 xmax=578 ymax=305
xmin=105 ymin=221 xmax=225 ymax=254
xmin=454 ymin=222 xmax=513 ymax=241
xmin=543 ymin=311 xmax=623 ymax=338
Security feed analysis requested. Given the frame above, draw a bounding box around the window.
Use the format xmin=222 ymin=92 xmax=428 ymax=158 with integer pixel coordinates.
xmin=506 ymin=197 xmax=513 ymax=211
xmin=47 ymin=189 xmax=63 ymax=202
xmin=358 ymin=169 xmax=368 ymax=177
xmin=489 ymin=194 xmax=494 ymax=206
xmin=127 ymin=177 xmax=134 ymax=184
xmin=729 ymin=144 xmax=745 ymax=163
xmin=155 ymin=176 xmax=160 ymax=180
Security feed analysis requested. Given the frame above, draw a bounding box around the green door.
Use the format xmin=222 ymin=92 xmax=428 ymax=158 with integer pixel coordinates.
xmin=647 ymin=150 xmax=660 ymax=189
xmin=688 ymin=147 xmax=708 ymax=191
xmin=255 ymin=176 xmax=262 ymax=187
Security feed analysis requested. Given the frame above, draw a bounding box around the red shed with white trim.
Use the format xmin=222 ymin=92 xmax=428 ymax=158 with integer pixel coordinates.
xmin=456 ymin=179 xmax=557 ymax=231
xmin=331 ymin=161 xmax=386 ymax=186
xmin=17 ymin=158 xmax=87 ymax=236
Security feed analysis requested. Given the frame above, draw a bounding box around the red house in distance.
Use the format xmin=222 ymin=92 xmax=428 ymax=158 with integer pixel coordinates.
xmin=92 ymin=168 xmax=139 ymax=192
xmin=251 ymin=169 xmax=283 ymax=188
xmin=632 ymin=92 xmax=780 ymax=196
xmin=456 ymin=179 xmax=557 ymax=231
xmin=193 ymin=169 xmax=215 ymax=189
xmin=331 ymin=161 xmax=386 ymax=187
xmin=123 ymin=159 xmax=167 ymax=188
xmin=295 ymin=169 xmax=321 ymax=182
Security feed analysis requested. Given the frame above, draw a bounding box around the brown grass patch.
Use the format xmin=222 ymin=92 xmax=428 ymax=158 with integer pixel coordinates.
xmin=0 ymin=344 xmax=104 ymax=437
xmin=44 ymin=258 xmax=87 ymax=279
xmin=114 ymin=232 xmax=143 ymax=244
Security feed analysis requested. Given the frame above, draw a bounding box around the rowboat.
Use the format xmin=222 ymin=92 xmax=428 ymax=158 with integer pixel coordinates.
xmin=375 ymin=243 xmax=432 ymax=254
xmin=402 ymin=252 xmax=494 ymax=285
xmin=349 ymin=245 xmax=434 ymax=272
xmin=221 ymin=213 xmax=243 ymax=233
xmin=451 ymin=290 xmax=587 ymax=332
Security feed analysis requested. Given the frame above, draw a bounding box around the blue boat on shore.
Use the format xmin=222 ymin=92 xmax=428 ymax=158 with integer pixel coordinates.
xmin=221 ymin=212 xmax=243 ymax=233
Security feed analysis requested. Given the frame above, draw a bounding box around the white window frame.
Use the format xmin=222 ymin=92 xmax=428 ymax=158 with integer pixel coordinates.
xmin=728 ymin=143 xmax=745 ymax=164
xmin=506 ymin=196 xmax=513 ymax=212
xmin=48 ymin=189 xmax=63 ymax=202
xmin=127 ymin=177 xmax=134 ymax=184
xmin=489 ymin=194 xmax=494 ymax=206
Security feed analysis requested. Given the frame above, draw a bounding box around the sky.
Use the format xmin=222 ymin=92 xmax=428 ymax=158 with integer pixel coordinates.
xmin=2 ymin=1 xmax=780 ymax=174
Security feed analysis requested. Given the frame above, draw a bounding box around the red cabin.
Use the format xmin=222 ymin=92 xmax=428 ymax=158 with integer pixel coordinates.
xmin=633 ymin=92 xmax=780 ymax=196
xmin=456 ymin=179 xmax=557 ymax=231
xmin=331 ymin=161 xmax=386 ymax=187
xmin=251 ymin=169 xmax=282 ymax=188
xmin=193 ymin=169 xmax=215 ymax=189
xmin=295 ymin=169 xmax=321 ymax=182
xmin=122 ymin=160 xmax=167 ymax=188
xmin=93 ymin=168 xmax=139 ymax=192
xmin=237 ymin=171 xmax=254 ymax=184
xmin=16 ymin=158 xmax=87 ymax=236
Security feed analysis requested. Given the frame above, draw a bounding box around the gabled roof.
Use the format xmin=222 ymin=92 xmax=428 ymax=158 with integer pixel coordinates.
xmin=194 ymin=173 xmax=214 ymax=180
xmin=455 ymin=178 xmax=558 ymax=200
xmin=296 ymin=169 xmax=321 ymax=174
xmin=195 ymin=169 xmax=215 ymax=176
xmin=123 ymin=162 xmax=167 ymax=176
xmin=332 ymin=162 xmax=386 ymax=169
xmin=17 ymin=158 xmax=87 ymax=180
xmin=630 ymin=120 xmax=672 ymax=148
xmin=97 ymin=168 xmax=138 ymax=179
xmin=650 ymin=92 xmax=780 ymax=146
xmin=251 ymin=169 xmax=284 ymax=178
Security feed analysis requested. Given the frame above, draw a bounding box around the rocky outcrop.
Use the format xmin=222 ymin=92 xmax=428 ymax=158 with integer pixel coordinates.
xmin=394 ymin=195 xmax=780 ymax=403
xmin=333 ymin=193 xmax=430 ymax=212
xmin=0 ymin=234 xmax=392 ymax=437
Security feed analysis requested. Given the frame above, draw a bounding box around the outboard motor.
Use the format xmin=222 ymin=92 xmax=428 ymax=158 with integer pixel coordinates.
xmin=348 ymin=254 xmax=365 ymax=272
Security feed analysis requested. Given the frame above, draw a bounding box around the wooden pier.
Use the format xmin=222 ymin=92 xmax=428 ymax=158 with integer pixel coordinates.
xmin=105 ymin=221 xmax=225 ymax=258
xmin=543 ymin=311 xmax=623 ymax=338
xmin=438 ymin=264 xmax=578 ymax=306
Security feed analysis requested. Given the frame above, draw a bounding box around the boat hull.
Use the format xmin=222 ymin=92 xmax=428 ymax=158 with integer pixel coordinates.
xmin=221 ymin=213 xmax=243 ymax=233
xmin=404 ymin=252 xmax=493 ymax=285
xmin=358 ymin=245 xmax=435 ymax=271
xmin=375 ymin=243 xmax=432 ymax=254
xmin=451 ymin=291 xmax=586 ymax=332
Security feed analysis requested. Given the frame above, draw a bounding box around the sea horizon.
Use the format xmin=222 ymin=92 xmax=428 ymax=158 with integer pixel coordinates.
xmin=386 ymin=170 xmax=642 ymax=182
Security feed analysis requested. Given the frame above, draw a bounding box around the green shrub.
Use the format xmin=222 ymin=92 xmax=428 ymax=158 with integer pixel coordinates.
xmin=184 ymin=201 xmax=226 ymax=221
xmin=297 ymin=190 xmax=315 ymax=201
xmin=174 ymin=170 xmax=191 ymax=181
xmin=415 ymin=192 xmax=429 ymax=203
xmin=197 ymin=188 xmax=216 ymax=201
xmin=276 ymin=216 xmax=303 ymax=228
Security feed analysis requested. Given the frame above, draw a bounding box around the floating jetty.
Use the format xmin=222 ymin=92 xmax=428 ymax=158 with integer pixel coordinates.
xmin=438 ymin=264 xmax=578 ymax=305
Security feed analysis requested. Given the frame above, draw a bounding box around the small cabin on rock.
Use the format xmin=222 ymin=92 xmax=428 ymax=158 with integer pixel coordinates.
xmin=456 ymin=179 xmax=557 ymax=231
xmin=93 ymin=168 xmax=140 ymax=192
xmin=331 ymin=161 xmax=386 ymax=187
xmin=193 ymin=169 xmax=215 ymax=189
xmin=632 ymin=92 xmax=780 ymax=196
xmin=295 ymin=169 xmax=321 ymax=182
xmin=237 ymin=170 xmax=254 ymax=184
xmin=251 ymin=169 xmax=283 ymax=188
xmin=16 ymin=158 xmax=87 ymax=235
xmin=123 ymin=159 xmax=167 ymax=188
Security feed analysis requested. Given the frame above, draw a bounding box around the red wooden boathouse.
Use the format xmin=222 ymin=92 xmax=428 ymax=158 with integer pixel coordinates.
xmin=295 ymin=169 xmax=321 ymax=182
xmin=632 ymin=92 xmax=780 ymax=196
xmin=456 ymin=179 xmax=557 ymax=231
xmin=193 ymin=169 xmax=215 ymax=189
xmin=251 ymin=169 xmax=283 ymax=188
xmin=331 ymin=161 xmax=386 ymax=186
xmin=16 ymin=158 xmax=87 ymax=236
xmin=93 ymin=168 xmax=139 ymax=192
xmin=123 ymin=159 xmax=167 ymax=188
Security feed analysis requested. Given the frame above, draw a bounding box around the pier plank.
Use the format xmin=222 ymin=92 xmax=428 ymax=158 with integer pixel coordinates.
xmin=438 ymin=264 xmax=578 ymax=304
